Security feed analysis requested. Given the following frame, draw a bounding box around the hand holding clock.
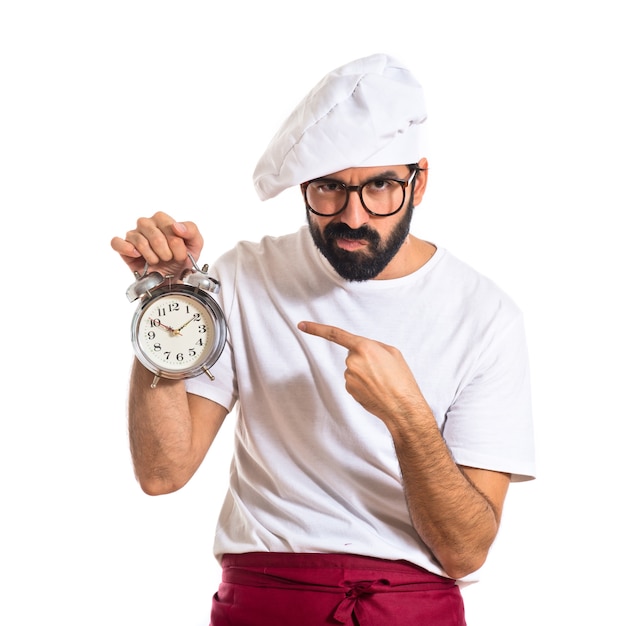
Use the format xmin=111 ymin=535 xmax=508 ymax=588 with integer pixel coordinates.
xmin=111 ymin=211 xmax=204 ymax=280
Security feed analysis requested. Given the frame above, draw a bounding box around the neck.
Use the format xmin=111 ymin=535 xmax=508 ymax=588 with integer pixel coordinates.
xmin=374 ymin=235 xmax=436 ymax=280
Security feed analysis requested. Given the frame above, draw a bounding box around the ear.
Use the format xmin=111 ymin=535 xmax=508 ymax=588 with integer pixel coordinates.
xmin=411 ymin=157 xmax=429 ymax=206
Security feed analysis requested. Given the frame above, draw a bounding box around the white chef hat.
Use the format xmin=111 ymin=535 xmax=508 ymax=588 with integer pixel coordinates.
xmin=253 ymin=53 xmax=428 ymax=201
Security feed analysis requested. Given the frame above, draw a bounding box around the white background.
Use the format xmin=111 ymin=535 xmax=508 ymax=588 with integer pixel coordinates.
xmin=1 ymin=1 xmax=624 ymax=624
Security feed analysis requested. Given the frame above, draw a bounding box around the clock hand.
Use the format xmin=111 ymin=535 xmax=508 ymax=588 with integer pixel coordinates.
xmin=176 ymin=316 xmax=196 ymax=332
xmin=148 ymin=318 xmax=182 ymax=336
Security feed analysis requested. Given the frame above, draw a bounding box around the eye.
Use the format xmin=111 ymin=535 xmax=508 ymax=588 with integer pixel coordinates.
xmin=314 ymin=181 xmax=344 ymax=194
xmin=365 ymin=178 xmax=396 ymax=193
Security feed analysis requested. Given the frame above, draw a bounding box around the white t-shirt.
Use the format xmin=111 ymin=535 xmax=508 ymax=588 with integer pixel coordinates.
xmin=186 ymin=226 xmax=535 ymax=582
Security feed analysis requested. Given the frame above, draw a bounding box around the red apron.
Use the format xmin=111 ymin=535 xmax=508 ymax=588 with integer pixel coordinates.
xmin=210 ymin=552 xmax=466 ymax=625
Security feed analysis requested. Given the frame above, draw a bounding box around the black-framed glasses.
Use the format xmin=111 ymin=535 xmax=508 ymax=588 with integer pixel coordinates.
xmin=302 ymin=166 xmax=420 ymax=217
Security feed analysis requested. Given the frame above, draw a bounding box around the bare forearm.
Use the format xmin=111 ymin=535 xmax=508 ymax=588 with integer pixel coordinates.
xmin=389 ymin=412 xmax=500 ymax=579
xmin=128 ymin=359 xmax=201 ymax=494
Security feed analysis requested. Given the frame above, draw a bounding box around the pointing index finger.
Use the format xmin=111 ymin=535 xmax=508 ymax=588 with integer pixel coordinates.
xmin=298 ymin=321 xmax=360 ymax=350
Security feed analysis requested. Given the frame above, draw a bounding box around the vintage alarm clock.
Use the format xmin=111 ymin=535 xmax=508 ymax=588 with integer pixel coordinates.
xmin=127 ymin=254 xmax=227 ymax=388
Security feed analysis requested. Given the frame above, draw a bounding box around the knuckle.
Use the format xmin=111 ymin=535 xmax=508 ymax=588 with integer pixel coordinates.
xmin=328 ymin=328 xmax=341 ymax=343
xmin=356 ymin=339 xmax=375 ymax=355
xmin=136 ymin=216 xmax=154 ymax=229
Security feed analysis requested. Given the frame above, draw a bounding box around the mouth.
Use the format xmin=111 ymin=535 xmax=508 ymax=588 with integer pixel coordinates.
xmin=334 ymin=237 xmax=370 ymax=251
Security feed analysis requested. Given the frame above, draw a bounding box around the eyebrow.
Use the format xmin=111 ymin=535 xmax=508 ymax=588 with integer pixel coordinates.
xmin=312 ymin=169 xmax=405 ymax=184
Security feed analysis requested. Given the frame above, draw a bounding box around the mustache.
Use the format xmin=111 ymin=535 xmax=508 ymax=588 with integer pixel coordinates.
xmin=323 ymin=222 xmax=381 ymax=245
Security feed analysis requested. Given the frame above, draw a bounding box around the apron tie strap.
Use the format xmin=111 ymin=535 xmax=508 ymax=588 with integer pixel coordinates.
xmin=332 ymin=579 xmax=391 ymax=623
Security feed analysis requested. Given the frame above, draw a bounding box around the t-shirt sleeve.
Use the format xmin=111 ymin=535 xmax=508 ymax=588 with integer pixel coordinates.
xmin=185 ymin=332 xmax=238 ymax=411
xmin=184 ymin=252 xmax=239 ymax=412
xmin=443 ymin=309 xmax=536 ymax=482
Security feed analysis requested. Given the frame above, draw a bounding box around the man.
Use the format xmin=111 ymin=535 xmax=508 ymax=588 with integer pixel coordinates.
xmin=112 ymin=53 xmax=535 ymax=625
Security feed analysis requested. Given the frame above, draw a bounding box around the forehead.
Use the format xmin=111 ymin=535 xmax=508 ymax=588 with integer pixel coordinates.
xmin=317 ymin=164 xmax=408 ymax=181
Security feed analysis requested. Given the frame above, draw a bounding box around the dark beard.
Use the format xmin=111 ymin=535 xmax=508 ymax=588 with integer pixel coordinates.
xmin=307 ymin=204 xmax=414 ymax=282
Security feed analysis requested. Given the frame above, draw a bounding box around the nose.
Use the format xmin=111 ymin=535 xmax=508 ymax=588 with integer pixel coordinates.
xmin=339 ymin=189 xmax=370 ymax=229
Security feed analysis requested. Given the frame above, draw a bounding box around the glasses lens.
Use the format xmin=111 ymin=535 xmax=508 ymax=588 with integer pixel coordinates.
xmin=361 ymin=179 xmax=405 ymax=215
xmin=306 ymin=182 xmax=346 ymax=215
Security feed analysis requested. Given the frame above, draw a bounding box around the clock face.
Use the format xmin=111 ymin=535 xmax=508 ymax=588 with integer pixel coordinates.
xmin=133 ymin=288 xmax=225 ymax=377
